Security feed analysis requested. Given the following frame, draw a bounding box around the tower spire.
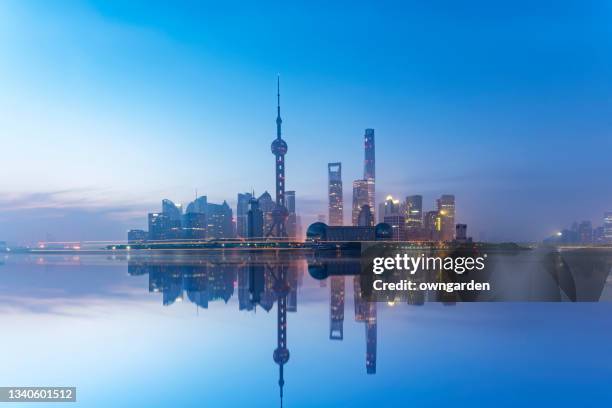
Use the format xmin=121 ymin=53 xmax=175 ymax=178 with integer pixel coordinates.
xmin=276 ymin=74 xmax=282 ymax=140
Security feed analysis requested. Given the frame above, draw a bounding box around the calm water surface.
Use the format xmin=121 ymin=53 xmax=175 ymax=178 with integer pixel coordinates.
xmin=0 ymin=252 xmax=611 ymax=407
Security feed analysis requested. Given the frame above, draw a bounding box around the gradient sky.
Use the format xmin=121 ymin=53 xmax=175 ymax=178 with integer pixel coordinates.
xmin=0 ymin=0 xmax=611 ymax=243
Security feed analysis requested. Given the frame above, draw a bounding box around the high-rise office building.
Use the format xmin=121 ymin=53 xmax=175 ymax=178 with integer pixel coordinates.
xmin=285 ymin=190 xmax=297 ymax=238
xmin=604 ymin=212 xmax=612 ymax=243
xmin=405 ymin=195 xmax=423 ymax=228
xmin=186 ymin=196 xmax=207 ymax=214
xmin=127 ymin=229 xmax=147 ymax=243
xmin=258 ymin=191 xmax=275 ymax=233
xmin=182 ymin=212 xmax=207 ymax=239
xmin=363 ymin=128 xmax=376 ymax=222
xmin=236 ymin=193 xmax=253 ymax=237
xmin=328 ymin=162 xmax=343 ymax=226
xmin=577 ymin=220 xmax=593 ymax=244
xmin=437 ymin=195 xmax=455 ymax=241
xmin=148 ymin=213 xmax=174 ymax=240
xmin=424 ymin=210 xmax=442 ymax=241
xmin=364 ymin=128 xmax=375 ymax=180
xmin=380 ymin=195 xmax=404 ymax=240
xmin=404 ymin=195 xmax=424 ymax=240
xmin=455 ymin=224 xmax=468 ymax=242
xmin=147 ymin=199 xmax=183 ymax=240
xmin=206 ymin=201 xmax=234 ymax=239
xmin=247 ymin=196 xmax=264 ymax=238
xmin=352 ymin=179 xmax=375 ymax=226
xmin=357 ymin=205 xmax=374 ymax=227
xmin=162 ymin=199 xmax=183 ymax=222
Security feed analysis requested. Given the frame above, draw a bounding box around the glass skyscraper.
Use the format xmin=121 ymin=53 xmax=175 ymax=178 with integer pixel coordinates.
xmin=328 ymin=162 xmax=343 ymax=226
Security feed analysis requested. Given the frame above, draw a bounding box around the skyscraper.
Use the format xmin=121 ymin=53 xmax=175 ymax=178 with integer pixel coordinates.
xmin=206 ymin=201 xmax=234 ymax=239
xmin=604 ymin=212 xmax=612 ymax=243
xmin=364 ymin=128 xmax=375 ymax=180
xmin=236 ymin=193 xmax=253 ymax=237
xmin=380 ymin=195 xmax=404 ymax=241
xmin=258 ymin=191 xmax=275 ymax=233
xmin=182 ymin=212 xmax=207 ymax=239
xmin=437 ymin=195 xmax=456 ymax=241
xmin=357 ymin=205 xmax=374 ymax=227
xmin=285 ymin=190 xmax=297 ymax=238
xmin=268 ymin=76 xmax=289 ymax=237
xmin=425 ymin=210 xmax=442 ymax=241
xmin=186 ymin=196 xmax=207 ymax=214
xmin=404 ymin=195 xmax=424 ymax=240
xmin=328 ymin=162 xmax=343 ymax=226
xmin=247 ymin=196 xmax=264 ymax=238
xmin=405 ymin=195 xmax=423 ymax=228
xmin=352 ymin=179 xmax=375 ymax=226
xmin=577 ymin=220 xmax=593 ymax=244
xmin=363 ymin=128 xmax=376 ymax=222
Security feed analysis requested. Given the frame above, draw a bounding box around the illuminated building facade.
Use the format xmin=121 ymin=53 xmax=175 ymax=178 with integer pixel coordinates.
xmin=236 ymin=193 xmax=253 ymax=237
xmin=328 ymin=162 xmax=343 ymax=226
xmin=285 ymin=190 xmax=297 ymax=238
xmin=437 ymin=194 xmax=455 ymax=241
xmin=352 ymin=179 xmax=375 ymax=226
xmin=247 ymin=196 xmax=264 ymax=238
xmin=206 ymin=201 xmax=234 ymax=239
xmin=604 ymin=212 xmax=612 ymax=243
xmin=424 ymin=210 xmax=442 ymax=241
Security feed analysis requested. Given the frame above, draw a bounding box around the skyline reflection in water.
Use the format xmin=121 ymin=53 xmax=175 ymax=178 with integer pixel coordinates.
xmin=0 ymin=252 xmax=611 ymax=407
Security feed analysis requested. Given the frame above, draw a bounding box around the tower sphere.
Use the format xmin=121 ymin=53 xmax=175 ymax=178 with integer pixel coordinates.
xmin=271 ymin=138 xmax=288 ymax=155
xmin=273 ymin=348 xmax=290 ymax=364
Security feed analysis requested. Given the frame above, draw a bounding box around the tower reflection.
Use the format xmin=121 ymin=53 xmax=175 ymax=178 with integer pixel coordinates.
xmin=127 ymin=252 xmax=376 ymax=406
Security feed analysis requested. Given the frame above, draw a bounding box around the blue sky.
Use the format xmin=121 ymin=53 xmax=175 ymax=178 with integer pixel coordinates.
xmin=0 ymin=0 xmax=611 ymax=243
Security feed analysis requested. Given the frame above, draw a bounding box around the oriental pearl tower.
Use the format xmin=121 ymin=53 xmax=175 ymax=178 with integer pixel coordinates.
xmin=267 ymin=76 xmax=289 ymax=238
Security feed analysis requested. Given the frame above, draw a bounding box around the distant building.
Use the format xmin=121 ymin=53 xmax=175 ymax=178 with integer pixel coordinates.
xmin=286 ymin=190 xmax=297 ymax=238
xmin=379 ymin=195 xmax=404 ymax=240
xmin=207 ymin=201 xmax=234 ymax=239
xmin=593 ymin=226 xmax=605 ymax=243
xmin=127 ymin=229 xmax=147 ymax=244
xmin=317 ymin=214 xmax=327 ymax=223
xmin=182 ymin=212 xmax=207 ymax=239
xmin=405 ymin=195 xmax=423 ymax=228
xmin=455 ymin=224 xmax=470 ymax=243
xmin=379 ymin=195 xmax=401 ymax=220
xmin=577 ymin=220 xmax=593 ymax=244
xmin=162 ymin=199 xmax=183 ymax=222
xmin=328 ymin=163 xmax=343 ymax=226
xmin=364 ymin=128 xmax=375 ymax=180
xmin=236 ymin=193 xmax=253 ymax=237
xmin=186 ymin=196 xmax=207 ymax=214
xmin=257 ymin=191 xmax=275 ymax=235
xmin=605 ymin=212 xmax=612 ymax=243
xmin=437 ymin=195 xmax=455 ymax=241
xmin=247 ymin=196 xmax=264 ymax=238
xmin=148 ymin=213 xmax=180 ymax=240
xmin=351 ymin=180 xmax=374 ymax=226
xmin=357 ymin=205 xmax=374 ymax=227
xmin=306 ymin=222 xmax=392 ymax=242
xmin=424 ymin=210 xmax=442 ymax=241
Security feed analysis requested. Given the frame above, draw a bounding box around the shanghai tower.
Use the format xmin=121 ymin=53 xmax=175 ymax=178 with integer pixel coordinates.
xmin=364 ymin=128 xmax=376 ymax=221
xmin=268 ymin=76 xmax=289 ymax=237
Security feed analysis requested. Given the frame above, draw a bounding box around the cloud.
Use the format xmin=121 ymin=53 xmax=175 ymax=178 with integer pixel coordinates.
xmin=0 ymin=189 xmax=155 ymax=244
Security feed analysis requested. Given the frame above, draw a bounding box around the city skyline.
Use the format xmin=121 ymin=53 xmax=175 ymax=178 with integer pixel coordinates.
xmin=1 ymin=0 xmax=611 ymax=243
